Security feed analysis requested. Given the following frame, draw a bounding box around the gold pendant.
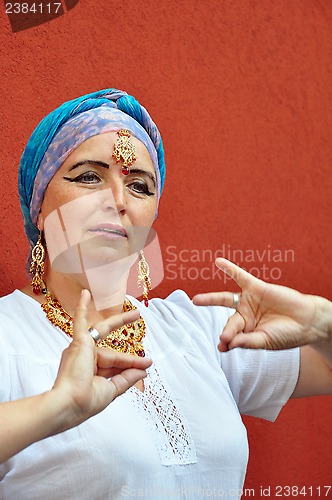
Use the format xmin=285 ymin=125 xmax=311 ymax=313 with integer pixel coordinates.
xmin=112 ymin=129 xmax=137 ymax=175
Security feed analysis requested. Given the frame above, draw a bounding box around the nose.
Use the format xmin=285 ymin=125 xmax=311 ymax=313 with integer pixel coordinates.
xmin=101 ymin=186 xmax=127 ymax=216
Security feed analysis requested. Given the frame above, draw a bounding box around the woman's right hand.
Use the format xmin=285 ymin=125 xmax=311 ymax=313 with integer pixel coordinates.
xmin=52 ymin=289 xmax=152 ymax=431
xmin=0 ymin=290 xmax=151 ymax=464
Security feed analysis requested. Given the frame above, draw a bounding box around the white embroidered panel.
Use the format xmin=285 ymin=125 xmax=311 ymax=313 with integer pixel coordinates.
xmin=129 ymin=342 xmax=197 ymax=466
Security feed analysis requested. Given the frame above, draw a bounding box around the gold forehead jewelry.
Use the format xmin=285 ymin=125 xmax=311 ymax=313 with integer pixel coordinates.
xmin=41 ymin=292 xmax=146 ymax=357
xmin=112 ymin=129 xmax=137 ymax=175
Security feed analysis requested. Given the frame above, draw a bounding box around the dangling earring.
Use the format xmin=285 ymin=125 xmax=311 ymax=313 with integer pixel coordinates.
xmin=29 ymin=233 xmax=47 ymax=295
xmin=137 ymin=250 xmax=151 ymax=307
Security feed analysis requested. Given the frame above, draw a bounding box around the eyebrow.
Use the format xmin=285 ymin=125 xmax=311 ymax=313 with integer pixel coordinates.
xmin=68 ymin=160 xmax=109 ymax=171
xmin=68 ymin=160 xmax=156 ymax=187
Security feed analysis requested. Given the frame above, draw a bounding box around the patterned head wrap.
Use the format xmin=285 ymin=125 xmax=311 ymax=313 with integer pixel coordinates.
xmin=18 ymin=88 xmax=166 ymax=252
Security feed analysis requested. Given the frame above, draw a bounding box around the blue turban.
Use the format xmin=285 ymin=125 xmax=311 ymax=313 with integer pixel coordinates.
xmin=18 ymin=88 xmax=166 ymax=252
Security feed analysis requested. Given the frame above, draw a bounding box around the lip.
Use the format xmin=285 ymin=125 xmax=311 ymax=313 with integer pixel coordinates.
xmin=88 ymin=223 xmax=128 ymax=238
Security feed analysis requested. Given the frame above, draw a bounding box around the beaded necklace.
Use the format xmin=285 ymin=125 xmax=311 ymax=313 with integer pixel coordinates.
xmin=41 ymin=291 xmax=146 ymax=357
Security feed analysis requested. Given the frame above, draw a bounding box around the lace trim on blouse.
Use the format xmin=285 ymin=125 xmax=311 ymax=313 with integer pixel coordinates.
xmin=128 ymin=342 xmax=197 ymax=466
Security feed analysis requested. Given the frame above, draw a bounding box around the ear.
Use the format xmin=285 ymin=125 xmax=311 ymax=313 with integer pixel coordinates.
xmin=37 ymin=212 xmax=44 ymax=232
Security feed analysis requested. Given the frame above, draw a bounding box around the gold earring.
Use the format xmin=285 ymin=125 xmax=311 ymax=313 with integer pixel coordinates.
xmin=112 ymin=129 xmax=137 ymax=175
xmin=29 ymin=233 xmax=46 ymax=295
xmin=137 ymin=250 xmax=151 ymax=307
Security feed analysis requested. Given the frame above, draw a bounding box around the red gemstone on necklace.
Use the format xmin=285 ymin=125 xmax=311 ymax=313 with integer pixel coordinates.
xmin=144 ymin=299 xmax=148 ymax=307
xmin=122 ymin=166 xmax=130 ymax=175
xmin=137 ymin=350 xmax=145 ymax=357
xmin=33 ymin=286 xmax=41 ymax=295
xmin=112 ymin=340 xmax=120 ymax=347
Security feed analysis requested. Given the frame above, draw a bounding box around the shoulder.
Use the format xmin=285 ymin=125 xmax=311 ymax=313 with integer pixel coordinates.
xmin=129 ymin=290 xmax=233 ymax=355
xmin=0 ymin=290 xmax=68 ymax=356
xmin=0 ymin=290 xmax=30 ymax=319
xmin=156 ymin=289 xmax=231 ymax=319
xmin=0 ymin=290 xmax=40 ymax=323
xmin=0 ymin=289 xmax=21 ymax=305
xmin=0 ymin=291 xmax=37 ymax=350
xmin=133 ymin=289 xmax=232 ymax=328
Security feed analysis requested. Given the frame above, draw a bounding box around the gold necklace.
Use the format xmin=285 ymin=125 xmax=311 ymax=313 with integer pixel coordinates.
xmin=41 ymin=292 xmax=146 ymax=357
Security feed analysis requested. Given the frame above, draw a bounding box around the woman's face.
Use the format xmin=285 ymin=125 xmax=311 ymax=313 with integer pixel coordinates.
xmin=38 ymin=132 xmax=157 ymax=270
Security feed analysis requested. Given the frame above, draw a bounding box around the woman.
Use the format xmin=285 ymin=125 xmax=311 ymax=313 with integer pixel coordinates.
xmin=0 ymin=88 xmax=331 ymax=499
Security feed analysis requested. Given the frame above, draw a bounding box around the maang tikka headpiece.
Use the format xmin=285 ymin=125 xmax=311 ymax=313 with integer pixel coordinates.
xmin=112 ymin=129 xmax=137 ymax=175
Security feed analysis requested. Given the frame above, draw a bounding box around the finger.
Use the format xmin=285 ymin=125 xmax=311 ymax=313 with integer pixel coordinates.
xmin=93 ymin=309 xmax=140 ymax=341
xmin=218 ymin=312 xmax=245 ymax=351
xmin=193 ymin=291 xmax=239 ymax=308
xmin=98 ymin=365 xmax=149 ymax=378
xmin=72 ymin=289 xmax=91 ymax=339
xmin=109 ymin=368 xmax=148 ymax=398
xmin=228 ymin=331 xmax=271 ymax=350
xmin=96 ymin=349 xmax=152 ymax=371
xmin=214 ymin=258 xmax=260 ymax=289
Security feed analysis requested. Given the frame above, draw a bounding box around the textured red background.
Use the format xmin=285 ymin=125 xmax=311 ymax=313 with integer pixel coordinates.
xmin=1 ymin=0 xmax=331 ymax=495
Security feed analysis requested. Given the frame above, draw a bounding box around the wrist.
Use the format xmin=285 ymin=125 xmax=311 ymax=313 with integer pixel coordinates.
xmin=309 ymin=296 xmax=332 ymax=369
xmin=44 ymin=388 xmax=83 ymax=435
xmin=312 ymin=296 xmax=332 ymax=340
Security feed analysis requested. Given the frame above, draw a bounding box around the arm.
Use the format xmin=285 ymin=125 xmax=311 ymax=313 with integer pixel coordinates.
xmin=0 ymin=290 xmax=152 ymax=464
xmin=193 ymin=258 xmax=332 ymax=398
xmin=293 ymin=296 xmax=332 ymax=398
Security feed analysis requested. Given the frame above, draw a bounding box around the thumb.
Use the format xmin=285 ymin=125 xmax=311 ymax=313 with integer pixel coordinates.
xmin=72 ymin=289 xmax=92 ymax=342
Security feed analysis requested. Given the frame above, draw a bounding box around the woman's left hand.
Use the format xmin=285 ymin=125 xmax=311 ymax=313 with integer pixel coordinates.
xmin=192 ymin=258 xmax=330 ymax=353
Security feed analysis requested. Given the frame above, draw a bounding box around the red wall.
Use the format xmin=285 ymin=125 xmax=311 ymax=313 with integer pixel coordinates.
xmin=1 ymin=0 xmax=331 ymax=495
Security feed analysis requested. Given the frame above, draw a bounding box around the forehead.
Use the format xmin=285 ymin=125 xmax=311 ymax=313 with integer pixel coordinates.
xmin=61 ymin=131 xmax=155 ymax=174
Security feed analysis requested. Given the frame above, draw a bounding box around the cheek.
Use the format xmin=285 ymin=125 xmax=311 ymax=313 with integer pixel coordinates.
xmin=130 ymin=198 xmax=157 ymax=226
xmin=41 ymin=182 xmax=71 ymax=216
xmin=43 ymin=177 xmax=102 ymax=216
xmin=40 ymin=187 xmax=89 ymax=237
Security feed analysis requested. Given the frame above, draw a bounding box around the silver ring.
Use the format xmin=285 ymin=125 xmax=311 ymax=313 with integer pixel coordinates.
xmin=88 ymin=327 xmax=101 ymax=343
xmin=232 ymin=293 xmax=240 ymax=308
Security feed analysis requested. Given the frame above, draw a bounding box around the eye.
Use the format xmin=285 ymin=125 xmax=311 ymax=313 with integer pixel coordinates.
xmin=64 ymin=171 xmax=102 ymax=184
xmin=128 ymin=181 xmax=155 ymax=196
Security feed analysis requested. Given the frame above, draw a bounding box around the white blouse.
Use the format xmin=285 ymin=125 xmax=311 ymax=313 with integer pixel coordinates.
xmin=0 ymin=290 xmax=299 ymax=499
